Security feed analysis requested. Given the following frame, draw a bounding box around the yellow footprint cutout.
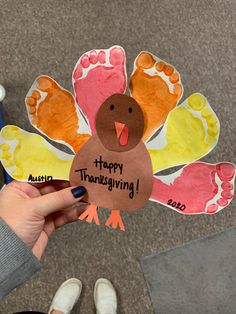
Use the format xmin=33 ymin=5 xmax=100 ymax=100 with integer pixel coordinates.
xmin=147 ymin=93 xmax=220 ymax=173
xmin=0 ymin=125 xmax=73 ymax=181
xmin=130 ymin=51 xmax=183 ymax=141
xmin=25 ymin=75 xmax=91 ymax=154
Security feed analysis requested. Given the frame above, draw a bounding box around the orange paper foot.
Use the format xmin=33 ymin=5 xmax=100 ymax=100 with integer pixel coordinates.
xmin=79 ymin=204 xmax=100 ymax=225
xmin=105 ymin=210 xmax=125 ymax=231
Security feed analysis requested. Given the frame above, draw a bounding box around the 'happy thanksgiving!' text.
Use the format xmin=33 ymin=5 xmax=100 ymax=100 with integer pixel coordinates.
xmin=75 ymin=155 xmax=139 ymax=199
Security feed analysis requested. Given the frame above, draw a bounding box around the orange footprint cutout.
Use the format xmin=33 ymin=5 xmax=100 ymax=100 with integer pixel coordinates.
xmin=130 ymin=52 xmax=183 ymax=141
xmin=25 ymin=76 xmax=91 ymax=153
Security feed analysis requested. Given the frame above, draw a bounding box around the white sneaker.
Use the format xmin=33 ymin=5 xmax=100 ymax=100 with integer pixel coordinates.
xmin=48 ymin=278 xmax=82 ymax=314
xmin=94 ymin=278 xmax=117 ymax=314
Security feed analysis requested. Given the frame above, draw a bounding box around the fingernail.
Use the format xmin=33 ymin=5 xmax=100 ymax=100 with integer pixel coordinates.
xmin=71 ymin=186 xmax=87 ymax=198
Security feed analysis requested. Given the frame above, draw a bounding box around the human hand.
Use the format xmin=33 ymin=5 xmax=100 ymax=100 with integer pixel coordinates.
xmin=0 ymin=180 xmax=87 ymax=260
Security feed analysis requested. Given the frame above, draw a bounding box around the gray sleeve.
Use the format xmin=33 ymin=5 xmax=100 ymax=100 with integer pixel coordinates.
xmin=0 ymin=218 xmax=42 ymax=301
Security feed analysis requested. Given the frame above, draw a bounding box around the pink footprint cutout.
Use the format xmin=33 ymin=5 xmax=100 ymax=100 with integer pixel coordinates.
xmin=150 ymin=162 xmax=235 ymax=214
xmin=72 ymin=46 xmax=127 ymax=133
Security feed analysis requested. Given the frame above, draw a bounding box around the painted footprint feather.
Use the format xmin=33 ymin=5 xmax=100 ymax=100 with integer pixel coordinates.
xmin=151 ymin=162 xmax=235 ymax=214
xmin=0 ymin=125 xmax=73 ymax=181
xmin=147 ymin=93 xmax=220 ymax=173
xmin=130 ymin=51 xmax=183 ymax=141
xmin=25 ymin=75 xmax=91 ymax=154
xmin=73 ymin=46 xmax=127 ymax=133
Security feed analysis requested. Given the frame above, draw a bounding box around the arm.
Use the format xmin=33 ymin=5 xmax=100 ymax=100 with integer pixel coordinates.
xmin=0 ymin=218 xmax=41 ymax=300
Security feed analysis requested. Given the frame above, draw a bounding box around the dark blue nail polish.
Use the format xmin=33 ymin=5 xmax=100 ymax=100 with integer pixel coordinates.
xmin=71 ymin=186 xmax=87 ymax=198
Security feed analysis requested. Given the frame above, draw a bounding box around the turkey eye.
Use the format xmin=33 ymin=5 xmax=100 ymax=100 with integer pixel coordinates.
xmin=110 ymin=104 xmax=114 ymax=110
xmin=128 ymin=107 xmax=132 ymax=113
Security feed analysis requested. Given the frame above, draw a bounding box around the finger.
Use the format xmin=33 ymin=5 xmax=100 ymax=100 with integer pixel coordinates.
xmin=29 ymin=182 xmax=49 ymax=188
xmin=7 ymin=181 xmax=41 ymax=198
xmin=39 ymin=185 xmax=58 ymax=195
xmin=46 ymin=204 xmax=88 ymax=229
xmin=29 ymin=186 xmax=87 ymax=217
xmin=53 ymin=180 xmax=70 ymax=189
xmin=39 ymin=181 xmax=71 ymax=195
xmin=51 ymin=204 xmax=88 ymax=228
xmin=30 ymin=180 xmax=70 ymax=190
xmin=32 ymin=230 xmax=49 ymax=260
xmin=43 ymin=216 xmax=55 ymax=237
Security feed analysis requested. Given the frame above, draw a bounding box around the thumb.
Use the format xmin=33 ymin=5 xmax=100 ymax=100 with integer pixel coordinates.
xmin=30 ymin=185 xmax=87 ymax=217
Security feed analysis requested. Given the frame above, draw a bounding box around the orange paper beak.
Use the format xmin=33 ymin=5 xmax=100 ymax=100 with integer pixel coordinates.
xmin=115 ymin=121 xmax=129 ymax=146
xmin=115 ymin=122 xmax=125 ymax=138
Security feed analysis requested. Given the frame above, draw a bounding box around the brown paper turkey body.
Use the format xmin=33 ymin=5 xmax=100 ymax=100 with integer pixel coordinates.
xmin=69 ymin=94 xmax=153 ymax=229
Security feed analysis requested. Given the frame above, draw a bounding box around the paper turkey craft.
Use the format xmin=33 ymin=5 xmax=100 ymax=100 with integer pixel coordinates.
xmin=0 ymin=46 xmax=235 ymax=231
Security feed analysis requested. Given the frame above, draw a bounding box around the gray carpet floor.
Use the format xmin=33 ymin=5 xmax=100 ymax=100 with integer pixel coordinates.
xmin=141 ymin=227 xmax=236 ymax=314
xmin=0 ymin=0 xmax=235 ymax=313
